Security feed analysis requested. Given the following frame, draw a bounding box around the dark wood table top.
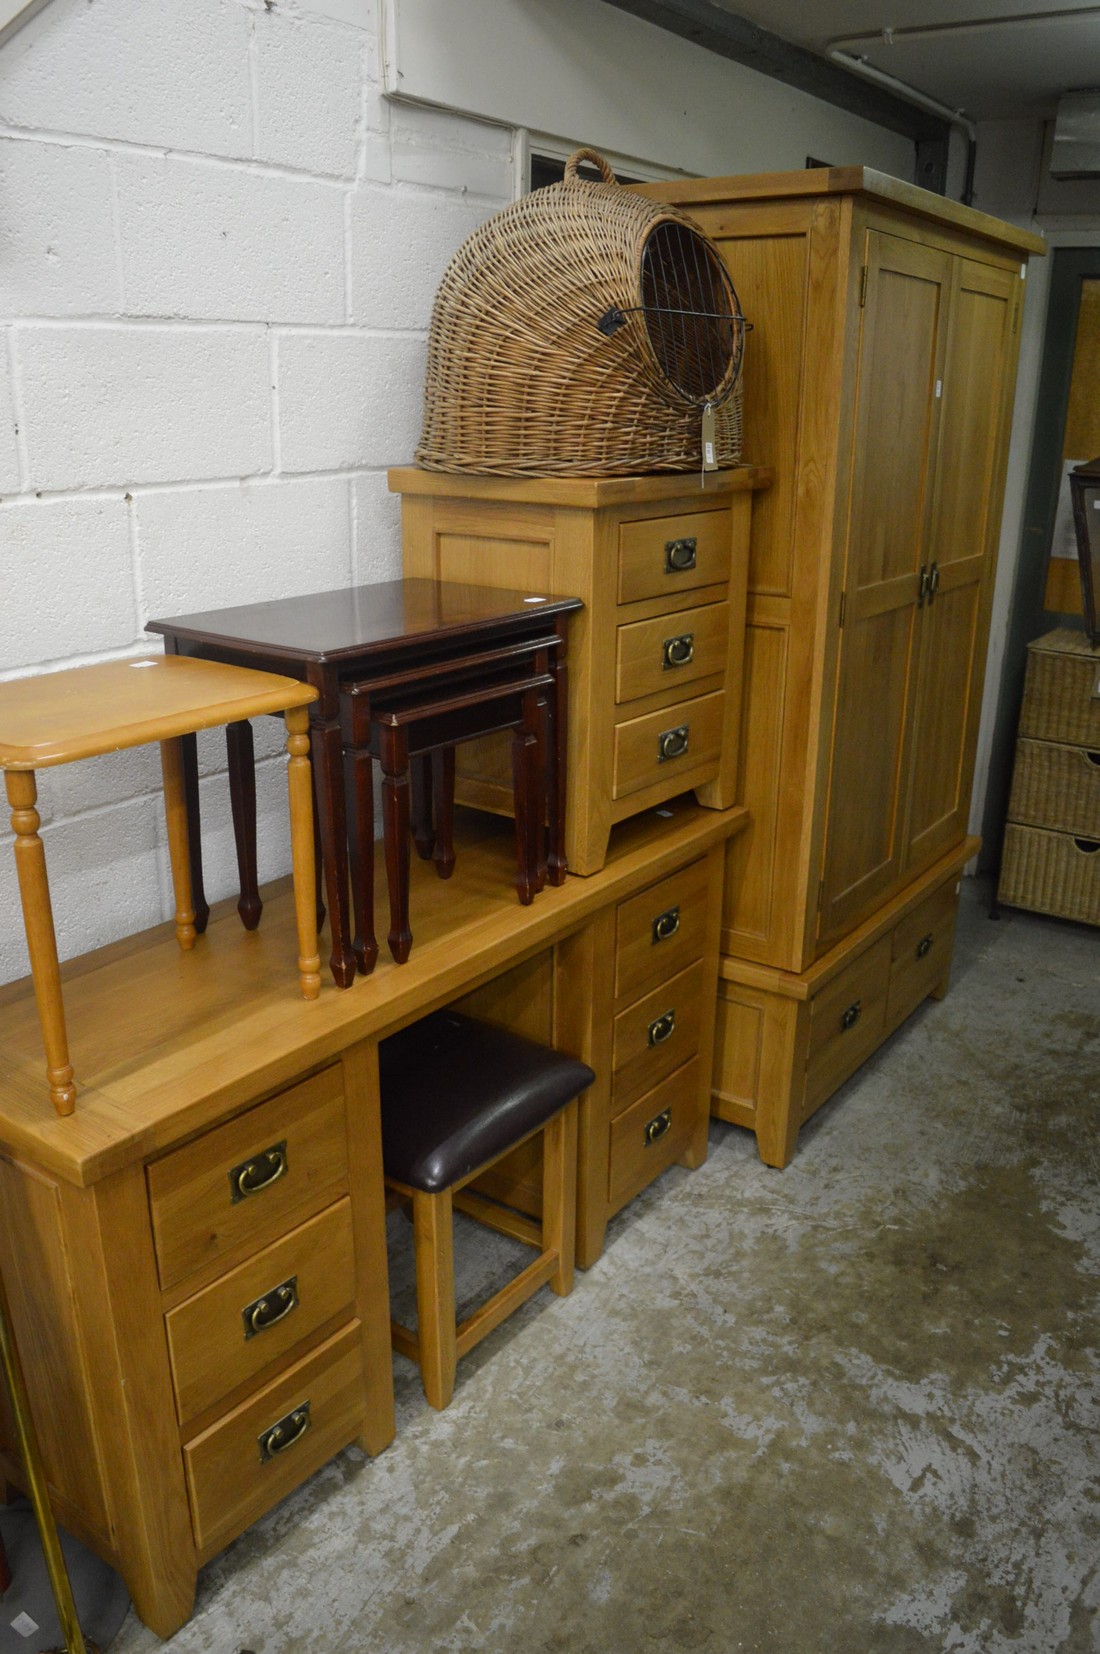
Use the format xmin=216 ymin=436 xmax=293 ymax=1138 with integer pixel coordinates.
xmin=147 ymin=579 xmax=583 ymax=665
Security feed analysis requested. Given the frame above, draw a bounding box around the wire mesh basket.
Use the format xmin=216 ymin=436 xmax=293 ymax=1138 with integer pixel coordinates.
xmin=416 ymin=149 xmax=748 ymax=477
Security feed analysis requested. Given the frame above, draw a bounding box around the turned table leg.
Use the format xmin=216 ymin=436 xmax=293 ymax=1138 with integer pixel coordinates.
xmin=4 ymin=770 xmax=76 ymax=1115
xmin=343 ymin=744 xmax=379 ymax=976
xmin=226 ymin=718 xmax=262 ymax=930
xmin=431 ymin=746 xmax=456 ymax=879
xmin=380 ymin=724 xmax=413 ymax=964
xmin=179 ymin=731 xmax=210 ymax=934
xmin=285 ymin=708 xmax=322 ymax=1001
xmin=511 ymin=692 xmax=540 ymax=908
xmin=547 ymin=637 xmax=569 ymax=886
xmin=160 ymin=738 xmax=198 ymax=953
xmin=410 ymin=754 xmax=436 ymax=860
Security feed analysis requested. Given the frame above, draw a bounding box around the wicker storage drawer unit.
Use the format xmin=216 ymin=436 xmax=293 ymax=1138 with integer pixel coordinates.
xmin=999 ymin=629 xmax=1100 ymax=926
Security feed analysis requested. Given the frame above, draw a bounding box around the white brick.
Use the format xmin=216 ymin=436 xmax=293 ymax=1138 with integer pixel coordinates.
xmin=0 ymin=355 xmax=19 ymax=493
xmin=37 ymin=744 xmax=162 ymax=822
xmin=252 ymin=11 xmax=362 ymax=178
xmin=0 ymin=140 xmax=119 ymax=318
xmin=0 ymin=0 xmax=251 ymax=159
xmin=136 ymin=477 xmax=352 ymax=620
xmin=278 ymin=332 xmax=425 ymax=472
xmin=353 ymin=471 xmax=401 ymax=584
xmin=16 ymin=327 xmax=271 ymax=490
xmin=389 ymin=106 xmax=514 ymax=199
xmin=0 ymin=497 xmax=137 ymax=671
xmin=0 ymin=796 xmax=163 ymax=984
xmin=349 ymin=187 xmax=496 ymax=329
xmin=117 ymin=155 xmax=345 ymax=325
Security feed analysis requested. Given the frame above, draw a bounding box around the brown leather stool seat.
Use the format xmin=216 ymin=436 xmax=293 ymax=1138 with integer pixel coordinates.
xmin=379 ymin=1011 xmax=594 ymax=1409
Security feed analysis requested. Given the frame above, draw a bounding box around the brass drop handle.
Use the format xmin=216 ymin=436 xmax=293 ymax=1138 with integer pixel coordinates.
xmin=229 ymin=1141 xmax=288 ymax=1204
xmin=657 ymin=724 xmax=689 ymax=763
xmin=648 ymin=1010 xmax=676 ymax=1047
xmin=257 ymin=1401 xmax=311 ymax=1463
xmin=243 ymin=1277 xmax=299 ymax=1340
xmin=644 ymin=1108 xmax=672 ymax=1146
xmin=663 ymin=633 xmax=695 ymax=669
xmin=651 ymin=905 xmax=681 ymax=944
xmin=916 ymin=933 xmax=933 ymax=960
xmin=665 ymin=537 xmax=697 ymax=573
xmin=840 ymin=1000 xmax=862 ymax=1031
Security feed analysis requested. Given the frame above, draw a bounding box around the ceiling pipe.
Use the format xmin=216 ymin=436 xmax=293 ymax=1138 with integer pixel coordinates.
xmin=826 ymin=47 xmax=977 ymax=203
xmin=827 ymin=7 xmax=1100 ymax=52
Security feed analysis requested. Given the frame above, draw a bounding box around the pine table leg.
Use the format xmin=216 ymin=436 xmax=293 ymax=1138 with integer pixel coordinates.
xmin=4 ymin=770 xmax=76 ymax=1115
xmin=160 ymin=738 xmax=197 ymax=953
xmin=285 ymin=707 xmax=322 ymax=1001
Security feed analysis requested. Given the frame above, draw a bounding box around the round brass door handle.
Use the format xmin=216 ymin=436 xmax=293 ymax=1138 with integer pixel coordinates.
xmin=652 ymin=906 xmax=681 ymax=944
xmin=648 ymin=1010 xmax=676 ymax=1046
xmin=657 ymin=725 xmax=689 ymax=762
xmin=644 ymin=1108 xmax=672 ymax=1146
xmin=665 ymin=537 xmax=697 ymax=572
xmin=258 ymin=1404 xmax=311 ymax=1462
xmin=232 ymin=1143 xmax=288 ymax=1202
xmin=663 ymin=633 xmax=695 ymax=669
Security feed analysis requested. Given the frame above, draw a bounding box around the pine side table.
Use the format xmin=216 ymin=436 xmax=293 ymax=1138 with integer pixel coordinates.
xmin=0 ymin=656 xmax=321 ymax=1115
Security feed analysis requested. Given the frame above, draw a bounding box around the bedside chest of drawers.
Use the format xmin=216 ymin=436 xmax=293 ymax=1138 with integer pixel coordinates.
xmin=390 ymin=467 xmax=771 ymax=874
xmin=999 ymin=628 xmax=1100 ymax=925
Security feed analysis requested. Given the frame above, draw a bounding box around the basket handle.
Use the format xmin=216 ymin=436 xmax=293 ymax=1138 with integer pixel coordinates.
xmin=564 ymin=148 xmax=618 ymax=185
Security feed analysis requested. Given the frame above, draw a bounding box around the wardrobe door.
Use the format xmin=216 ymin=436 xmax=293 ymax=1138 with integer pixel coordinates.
xmin=817 ymin=231 xmax=952 ymax=948
xmin=902 ymin=257 xmax=1021 ymax=875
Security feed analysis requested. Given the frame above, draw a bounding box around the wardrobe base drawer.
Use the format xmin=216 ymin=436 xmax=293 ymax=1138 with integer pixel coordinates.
xmin=183 ymin=1324 xmax=365 ymax=1559
xmin=803 ymin=938 xmax=890 ymax=1120
xmin=608 ymin=1058 xmax=700 ymax=1213
xmin=886 ymin=878 xmax=959 ymax=1031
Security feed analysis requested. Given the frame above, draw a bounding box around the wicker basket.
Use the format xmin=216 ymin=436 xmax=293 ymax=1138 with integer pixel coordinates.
xmin=416 ymin=149 xmax=746 ymax=477
xmin=998 ymin=822 xmax=1100 ymax=926
xmin=1018 ymin=628 xmax=1100 ymax=746
xmin=1007 ymin=738 xmax=1100 ymax=837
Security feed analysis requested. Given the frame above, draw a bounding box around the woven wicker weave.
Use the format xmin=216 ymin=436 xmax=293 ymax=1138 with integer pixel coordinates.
xmin=1017 ymin=629 xmax=1100 ymax=747
xmin=998 ymin=823 xmax=1100 ymax=925
xmin=417 ymin=149 xmax=745 ymax=477
xmin=1007 ymin=738 xmax=1100 ymax=837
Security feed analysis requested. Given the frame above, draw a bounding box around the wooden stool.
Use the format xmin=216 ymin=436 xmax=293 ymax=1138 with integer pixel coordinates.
xmin=0 ymin=656 xmax=322 ymax=1115
xmin=378 ymin=1010 xmax=593 ymax=1410
xmin=342 ymin=655 xmax=561 ymax=969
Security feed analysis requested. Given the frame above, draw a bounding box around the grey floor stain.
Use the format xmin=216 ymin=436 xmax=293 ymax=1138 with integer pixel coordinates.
xmin=109 ymin=884 xmax=1099 ymax=1653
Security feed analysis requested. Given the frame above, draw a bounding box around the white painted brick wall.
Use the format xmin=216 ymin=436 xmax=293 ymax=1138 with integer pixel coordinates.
xmin=116 ymin=155 xmax=347 ymax=324
xmin=16 ymin=325 xmax=274 ymax=488
xmin=0 ymin=140 xmax=119 ymax=316
xmin=277 ymin=331 xmax=426 ymax=471
xmin=0 ymin=0 xmax=510 ymax=985
xmin=0 ymin=496 xmax=137 ymax=671
xmin=136 ymin=477 xmax=354 ymax=617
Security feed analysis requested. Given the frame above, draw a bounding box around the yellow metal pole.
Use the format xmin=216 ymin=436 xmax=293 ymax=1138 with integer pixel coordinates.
xmin=0 ymin=1266 xmax=93 ymax=1654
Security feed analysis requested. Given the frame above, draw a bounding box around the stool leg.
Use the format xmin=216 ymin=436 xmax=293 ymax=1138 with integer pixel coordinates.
xmin=380 ymin=724 xmax=413 ymax=964
xmin=432 ymin=746 xmax=456 ymax=879
xmin=285 ymin=707 xmax=322 ymax=1001
xmin=343 ymin=745 xmax=378 ymax=975
xmin=160 ymin=738 xmax=198 ymax=953
xmin=410 ymin=755 xmax=435 ymax=860
xmin=5 ymin=771 xmax=76 ymax=1115
xmin=412 ymin=1188 xmax=457 ymax=1410
xmin=227 ymin=719 xmax=262 ymax=931
xmin=542 ymin=1099 xmax=578 ymax=1298
xmin=179 ymin=730 xmax=211 ymax=932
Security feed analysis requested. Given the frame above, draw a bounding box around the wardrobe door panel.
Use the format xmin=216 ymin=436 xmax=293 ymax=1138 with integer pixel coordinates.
xmin=903 ymin=259 xmax=1020 ymax=872
xmin=818 ymin=233 xmax=951 ymax=946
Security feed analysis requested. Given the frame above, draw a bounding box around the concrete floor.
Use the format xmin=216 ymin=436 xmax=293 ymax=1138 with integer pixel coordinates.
xmin=109 ymin=880 xmax=1099 ymax=1654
